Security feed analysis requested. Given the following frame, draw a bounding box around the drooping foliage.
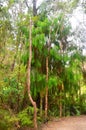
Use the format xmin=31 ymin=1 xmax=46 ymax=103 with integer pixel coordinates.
xmin=0 ymin=0 xmax=86 ymax=129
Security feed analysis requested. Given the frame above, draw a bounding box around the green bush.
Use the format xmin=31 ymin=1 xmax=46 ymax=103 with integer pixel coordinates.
xmin=0 ymin=109 xmax=18 ymax=130
xmin=18 ymin=106 xmax=34 ymax=127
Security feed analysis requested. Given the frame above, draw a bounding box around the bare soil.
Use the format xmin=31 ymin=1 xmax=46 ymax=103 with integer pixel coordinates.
xmin=41 ymin=115 xmax=86 ymax=130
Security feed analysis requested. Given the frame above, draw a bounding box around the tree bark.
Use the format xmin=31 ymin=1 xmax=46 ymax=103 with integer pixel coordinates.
xmin=59 ymin=42 xmax=63 ymax=117
xmin=27 ymin=17 xmax=37 ymax=129
xmin=45 ymin=33 xmax=51 ymax=118
xmin=40 ymin=92 xmax=43 ymax=117
xmin=59 ymin=91 xmax=62 ymax=117
xmin=45 ymin=56 xmax=48 ymax=118
xmin=58 ymin=83 xmax=64 ymax=117
xmin=33 ymin=0 xmax=37 ymax=16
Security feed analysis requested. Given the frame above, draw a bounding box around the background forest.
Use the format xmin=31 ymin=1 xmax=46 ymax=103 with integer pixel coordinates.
xmin=0 ymin=0 xmax=86 ymax=129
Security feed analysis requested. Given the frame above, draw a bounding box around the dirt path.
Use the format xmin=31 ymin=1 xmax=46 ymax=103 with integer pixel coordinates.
xmin=41 ymin=115 xmax=86 ymax=130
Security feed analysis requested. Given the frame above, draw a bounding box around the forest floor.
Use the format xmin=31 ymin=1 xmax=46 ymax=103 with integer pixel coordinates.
xmin=41 ymin=115 xmax=86 ymax=130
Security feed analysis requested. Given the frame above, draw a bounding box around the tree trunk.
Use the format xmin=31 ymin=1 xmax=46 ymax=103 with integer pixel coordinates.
xmin=45 ymin=56 xmax=48 ymax=118
xmin=59 ymin=83 xmax=64 ymax=117
xmin=27 ymin=17 xmax=37 ymax=129
xmin=59 ymin=91 xmax=62 ymax=117
xmin=45 ymin=33 xmax=51 ymax=118
xmin=59 ymin=42 xmax=63 ymax=117
xmin=33 ymin=0 xmax=37 ymax=16
xmin=40 ymin=94 xmax=43 ymax=117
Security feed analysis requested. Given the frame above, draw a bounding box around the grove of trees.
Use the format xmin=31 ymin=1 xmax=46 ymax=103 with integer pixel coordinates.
xmin=0 ymin=0 xmax=86 ymax=129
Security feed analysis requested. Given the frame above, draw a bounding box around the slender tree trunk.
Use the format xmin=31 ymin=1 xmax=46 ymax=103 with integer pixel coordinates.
xmin=27 ymin=17 xmax=37 ymax=129
xmin=63 ymin=89 xmax=66 ymax=117
xmin=45 ymin=33 xmax=51 ymax=118
xmin=59 ymin=83 xmax=64 ymax=117
xmin=59 ymin=84 xmax=64 ymax=117
xmin=40 ymin=94 xmax=43 ymax=117
xmin=45 ymin=56 xmax=48 ymax=118
xmin=59 ymin=42 xmax=63 ymax=117
xmin=59 ymin=90 xmax=62 ymax=117
xmin=59 ymin=85 xmax=63 ymax=117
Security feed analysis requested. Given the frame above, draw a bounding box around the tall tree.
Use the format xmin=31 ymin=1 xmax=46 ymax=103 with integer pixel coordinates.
xmin=45 ymin=34 xmax=51 ymax=118
xmin=27 ymin=17 xmax=37 ymax=129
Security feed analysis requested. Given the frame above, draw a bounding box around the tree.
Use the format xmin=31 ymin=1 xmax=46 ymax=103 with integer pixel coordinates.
xmin=27 ymin=17 xmax=37 ymax=128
